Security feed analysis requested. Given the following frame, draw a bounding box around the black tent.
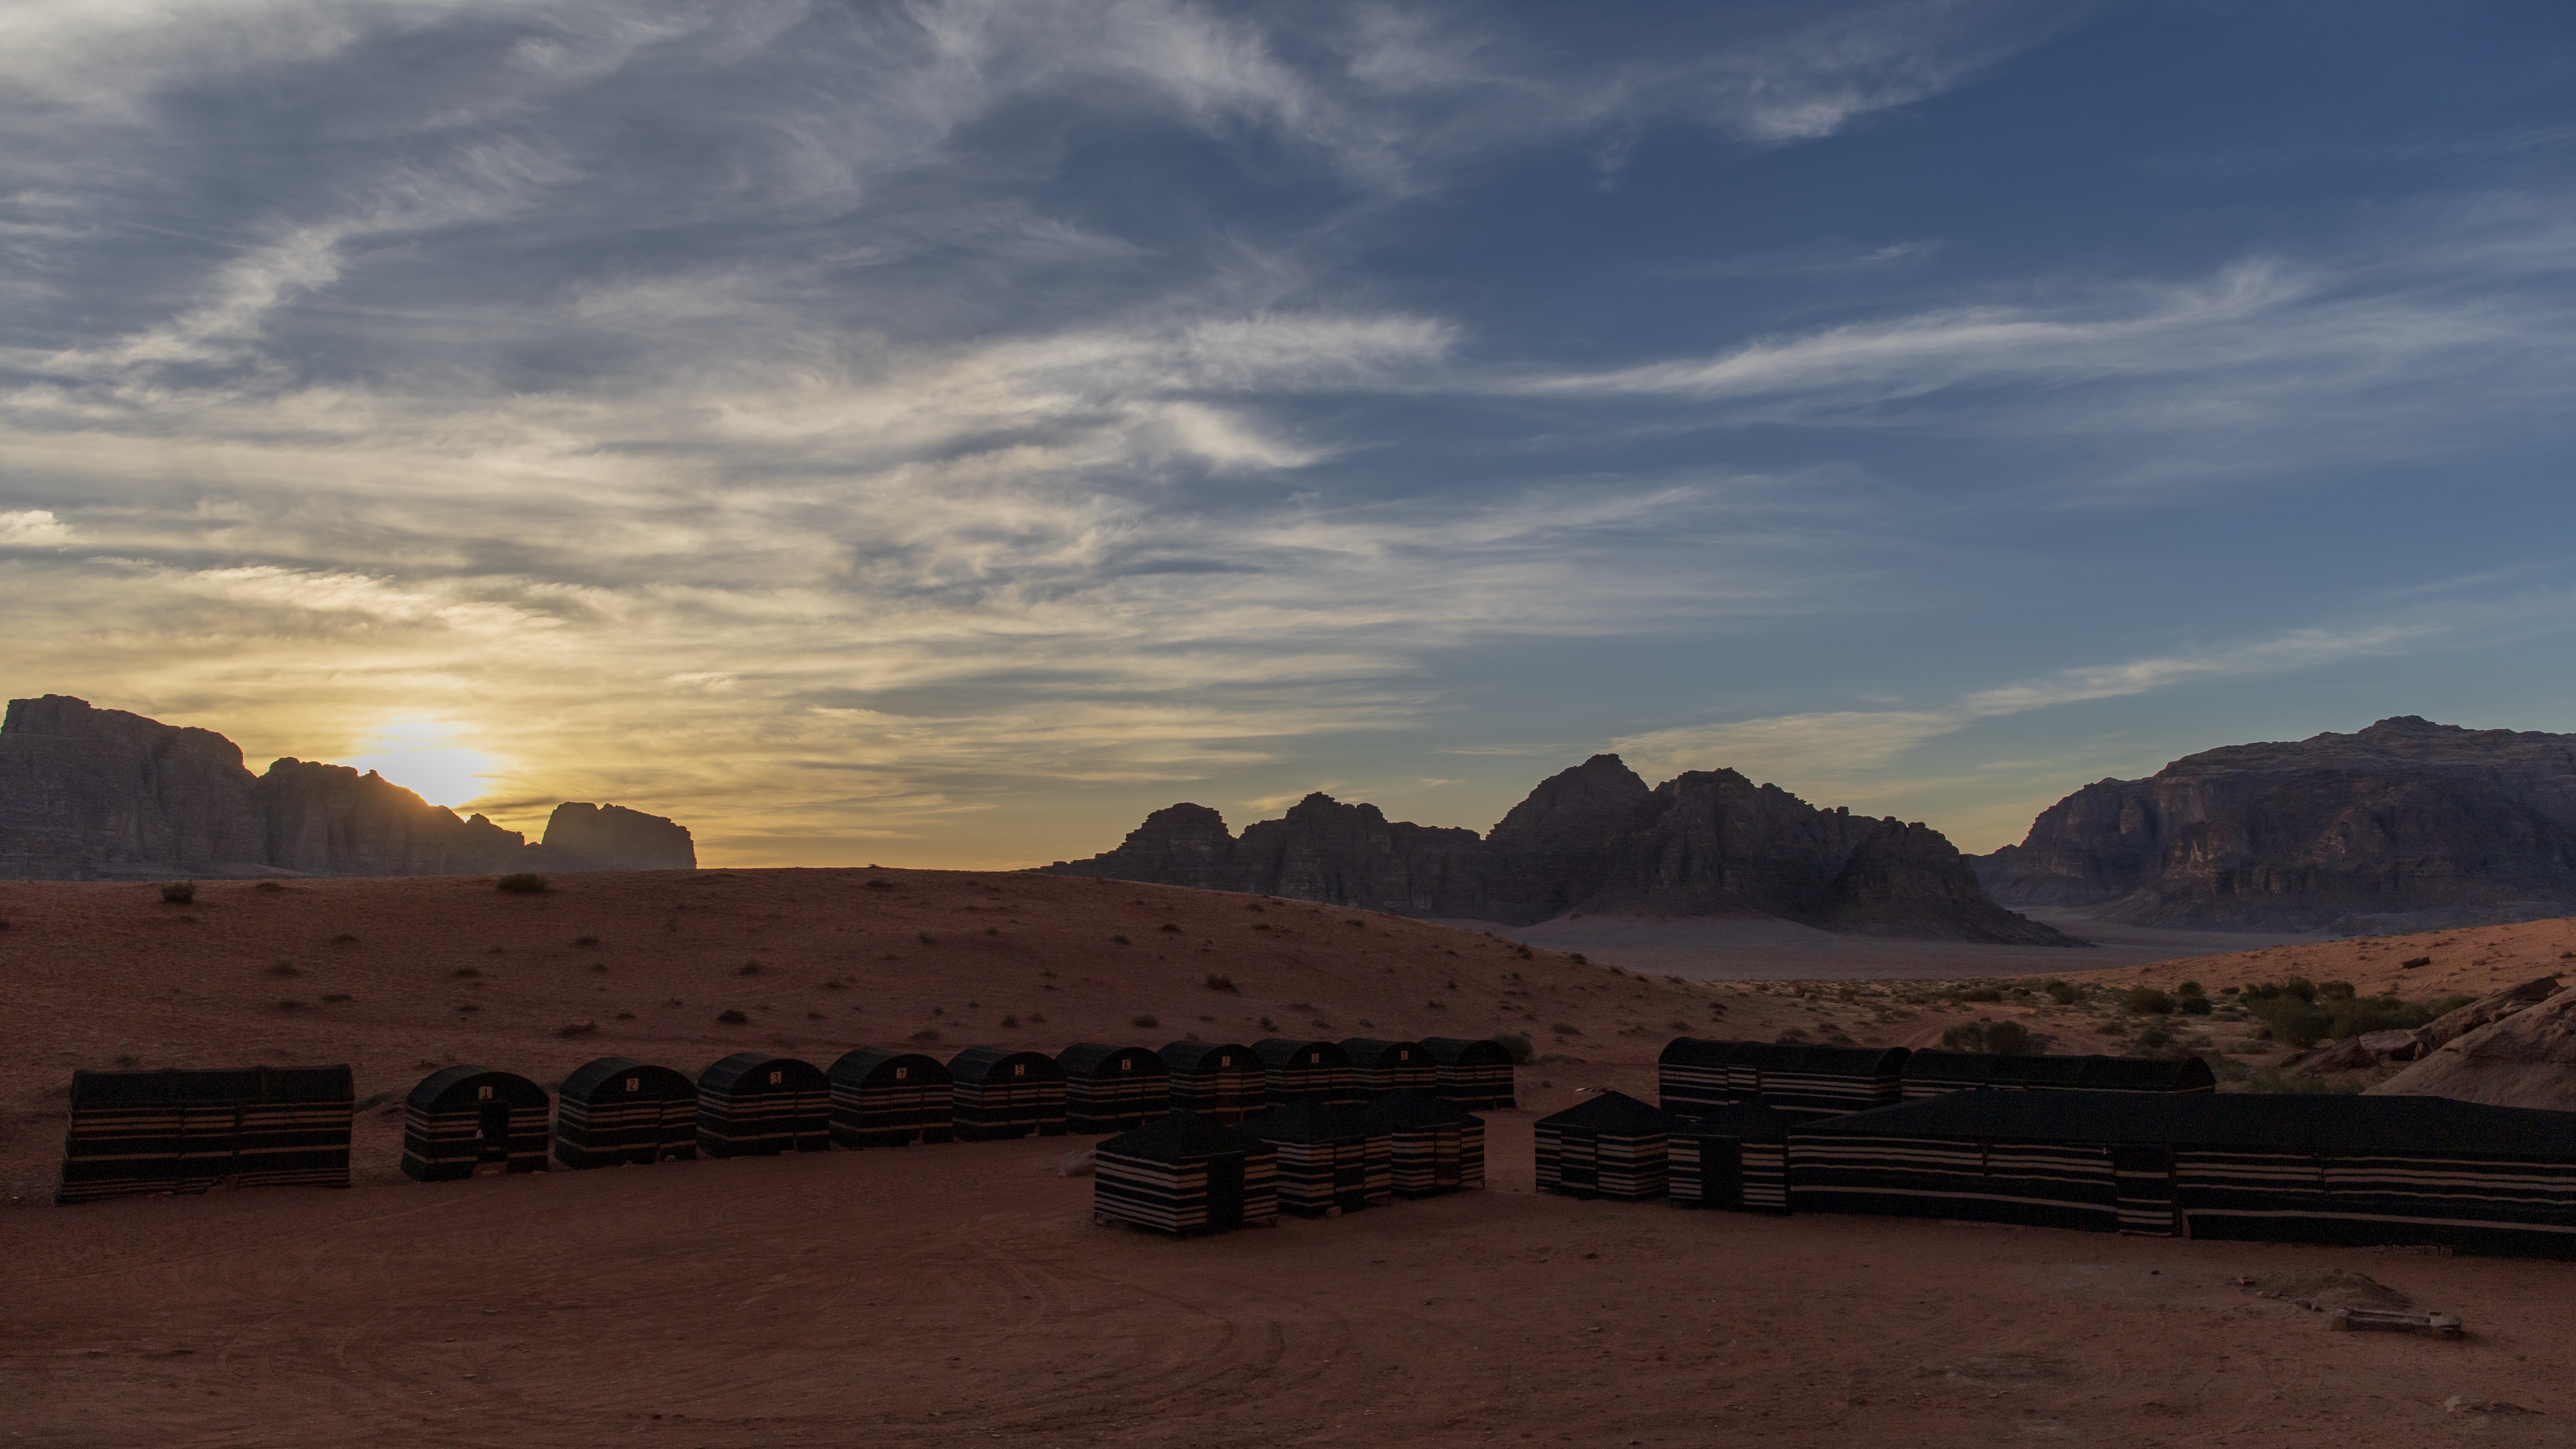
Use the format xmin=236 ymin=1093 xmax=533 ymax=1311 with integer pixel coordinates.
xmin=1534 ymin=1090 xmax=1683 ymax=1202
xmin=58 ymin=1065 xmax=353 ymax=1205
xmin=1792 ymin=1089 xmax=2576 ymax=1256
xmin=1056 ymin=1043 xmax=1171 ymax=1134
xmin=1421 ymin=1037 xmax=1517 ymax=1110
xmin=1899 ymin=1050 xmax=2216 ymax=1099
xmin=1346 ymin=1089 xmax=1485 ymax=1198
xmin=1159 ymin=1041 xmax=1265 ymax=1122
xmin=553 ymin=1057 xmax=696 ymax=1169
xmin=1237 ymin=1099 xmax=1389 ymax=1216
xmin=1340 ymin=1038 xmax=1436 ymax=1098
xmin=1668 ymin=1101 xmax=1796 ymax=1214
xmin=826 ymin=1048 xmax=955 ymax=1148
xmin=1657 ymin=1039 xmax=1908 ymax=1118
xmin=1094 ymin=1110 xmax=1280 ymax=1236
xmin=695 ymin=1053 xmax=829 ymax=1158
xmin=948 ymin=1046 xmax=1067 ymax=1141
xmin=402 ymin=1067 xmax=549 ymax=1181
xmin=1252 ymin=1038 xmax=1355 ymax=1106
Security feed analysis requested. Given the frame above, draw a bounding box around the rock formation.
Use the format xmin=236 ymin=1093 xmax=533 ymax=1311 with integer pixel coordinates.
xmin=2368 ymin=979 xmax=2576 ymax=1111
xmin=0 ymin=695 xmax=695 ymax=879
xmin=1976 ymin=717 xmax=2576 ymax=932
xmin=1044 ymin=754 xmax=2076 ymax=944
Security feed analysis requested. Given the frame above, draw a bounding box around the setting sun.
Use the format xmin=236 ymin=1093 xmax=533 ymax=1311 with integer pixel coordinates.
xmin=336 ymin=720 xmax=501 ymax=810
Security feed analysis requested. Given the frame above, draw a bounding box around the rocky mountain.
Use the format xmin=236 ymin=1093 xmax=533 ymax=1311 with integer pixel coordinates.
xmin=1975 ymin=717 xmax=2576 ymax=932
xmin=1043 ymin=754 xmax=2076 ymax=944
xmin=0 ymin=695 xmax=696 ymax=879
xmin=2368 ymin=978 xmax=2576 ymax=1112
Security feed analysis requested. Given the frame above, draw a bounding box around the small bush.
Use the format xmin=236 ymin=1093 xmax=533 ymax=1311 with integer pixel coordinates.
xmin=1957 ymin=987 xmax=2004 ymax=1003
xmin=558 ymin=1022 xmax=599 ymax=1038
xmin=574 ymin=935 xmax=599 ymax=947
xmin=355 ymin=1091 xmax=393 ymax=1112
xmin=2244 ymin=993 xmax=2332 ymax=1048
xmin=1258 ymin=1016 xmax=1277 ymax=1030
xmin=2120 ymin=986 xmax=2174 ymax=1015
xmin=2178 ymin=995 xmax=2212 ymax=1016
xmin=909 ymin=1028 xmax=941 ymax=1042
xmin=320 ymin=993 xmax=351 ymax=1003
xmin=2135 ymin=1027 xmax=2173 ymax=1049
xmin=1551 ymin=1022 xmax=1581 ymax=1036
xmin=1001 ymin=1015 xmax=1020 ymax=1028
xmin=1940 ymin=1020 xmax=2042 ymax=1055
xmin=716 ymin=1009 xmax=749 ymax=1024
xmin=738 ymin=961 xmax=762 ymax=976
xmin=275 ymin=999 xmax=305 ymax=1012
xmin=2041 ymin=980 xmax=2081 ymax=1004
xmin=1569 ymin=953 xmax=1588 ymax=966
xmin=331 ymin=933 xmax=358 ymax=943
xmin=614 ymin=1011 xmax=636 ymax=1020
xmin=452 ymin=966 xmax=481 ymax=979
xmin=1111 ymin=934 xmax=1131 ymax=945
xmin=495 ymin=873 xmax=547 ymax=895
xmin=1132 ymin=1013 xmax=1159 ymax=1029
xmin=917 ymin=932 xmax=935 ymax=945
xmin=159 ymin=881 xmax=195 ymax=905
xmin=266 ymin=961 xmax=301 ymax=977
xmin=866 ymin=878 xmax=893 ymax=889
xmin=1493 ymin=1031 xmax=1535 ymax=1064
xmin=1158 ymin=923 xmax=1181 ymax=933
xmin=2176 ymin=980 xmax=2206 ymax=998
xmin=1204 ymin=974 xmax=1236 ymax=992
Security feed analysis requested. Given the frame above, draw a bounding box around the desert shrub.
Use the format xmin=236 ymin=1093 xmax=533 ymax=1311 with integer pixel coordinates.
xmin=1569 ymin=953 xmax=1588 ymax=966
xmin=558 ymin=1022 xmax=598 ymax=1038
xmin=2244 ymin=977 xmax=2317 ymax=1004
xmin=1258 ymin=1016 xmax=1278 ymax=1030
xmin=266 ymin=961 xmax=300 ymax=977
xmin=495 ymin=873 xmax=546 ymax=894
xmin=1001 ymin=1014 xmax=1019 ymax=1028
xmin=910 ymin=1028 xmax=940 ymax=1042
xmin=2120 ymin=986 xmax=2175 ymax=1015
xmin=2041 ymin=979 xmax=2080 ymax=1004
xmin=275 ymin=999 xmax=305 ymax=1012
xmin=614 ymin=1011 xmax=636 ymax=1020
xmin=452 ymin=966 xmax=481 ymax=979
xmin=738 ymin=961 xmax=761 ymax=976
xmin=2323 ymin=993 xmax=2432 ymax=1038
xmin=574 ymin=935 xmax=599 ymax=946
xmin=1551 ymin=1022 xmax=1581 ymax=1036
xmin=2244 ymin=993 xmax=2333 ymax=1048
xmin=716 ymin=1009 xmax=748 ymax=1024
xmin=159 ymin=881 xmax=195 ymax=904
xmin=1110 ymin=934 xmax=1131 ymax=945
xmin=1957 ymin=987 xmax=2004 ymax=1003
xmin=917 ymin=932 xmax=935 ymax=945
xmin=1132 ymin=1013 xmax=1159 ymax=1029
xmin=1204 ymin=974 xmax=1237 ymax=992
xmin=2135 ymin=1027 xmax=2173 ymax=1049
xmin=1493 ymin=1031 xmax=1535 ymax=1064
xmin=1157 ymin=922 xmax=1181 ymax=933
xmin=355 ymin=1091 xmax=393 ymax=1112
xmin=2243 ymin=1065 xmax=2371 ymax=1095
xmin=320 ymin=992 xmax=351 ymax=1003
xmin=866 ymin=878 xmax=893 ymax=889
xmin=2176 ymin=980 xmax=2206 ymax=999
xmin=1940 ymin=1020 xmax=2041 ymax=1055
xmin=2178 ymin=994 xmax=2212 ymax=1016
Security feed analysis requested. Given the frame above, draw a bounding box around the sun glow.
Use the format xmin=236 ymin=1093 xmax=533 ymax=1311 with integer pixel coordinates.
xmin=338 ymin=720 xmax=502 ymax=810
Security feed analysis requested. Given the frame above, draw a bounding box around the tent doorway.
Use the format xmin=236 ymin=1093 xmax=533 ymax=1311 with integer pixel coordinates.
xmin=1205 ymin=1153 xmax=1246 ymax=1231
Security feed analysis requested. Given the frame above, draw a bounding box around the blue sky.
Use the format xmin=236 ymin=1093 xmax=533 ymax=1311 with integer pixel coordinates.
xmin=3 ymin=1 xmax=2573 ymax=866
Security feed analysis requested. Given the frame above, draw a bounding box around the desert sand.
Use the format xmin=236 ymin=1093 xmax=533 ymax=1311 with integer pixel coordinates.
xmin=3 ymin=869 xmax=2570 ymax=1446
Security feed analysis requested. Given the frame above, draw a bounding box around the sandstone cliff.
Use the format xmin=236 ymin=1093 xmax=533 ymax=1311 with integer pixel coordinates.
xmin=0 ymin=695 xmax=695 ymax=879
xmin=1044 ymin=755 xmax=2076 ymax=944
xmin=2368 ymin=981 xmax=2576 ymax=1112
xmin=1976 ymin=717 xmax=2576 ymax=931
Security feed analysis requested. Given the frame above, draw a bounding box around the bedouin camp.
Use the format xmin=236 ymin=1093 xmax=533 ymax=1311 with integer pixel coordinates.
xmin=1055 ymin=1042 xmax=1170 ymax=1134
xmin=1252 ymin=1037 xmax=1355 ymax=1106
xmin=1534 ymin=1089 xmax=1684 ymax=1202
xmin=1667 ymin=1101 xmax=1796 ymax=1214
xmin=1339 ymin=1037 xmax=1436 ymax=1098
xmin=947 ymin=1046 xmax=1068 ymax=1141
xmin=1790 ymin=1088 xmax=2576 ymax=1256
xmin=694 ymin=1053 xmax=830 ymax=1158
xmin=552 ymin=1057 xmax=697 ymax=1169
xmin=1346 ymin=1089 xmax=1484 ymax=1198
xmin=1420 ymin=1036 xmax=1517 ymax=1110
xmin=1898 ymin=1049 xmax=2217 ymax=1098
xmin=1657 ymin=1039 xmax=1908 ymax=1118
xmin=400 ymin=1066 xmax=549 ymax=1182
xmin=58 ymin=1065 xmax=353 ymax=1205
xmin=1093 ymin=1110 xmax=1281 ymax=1237
xmin=1158 ymin=1040 xmax=1265 ymax=1122
xmin=826 ymin=1048 xmax=955 ymax=1148
xmin=1236 ymin=1099 xmax=1389 ymax=1217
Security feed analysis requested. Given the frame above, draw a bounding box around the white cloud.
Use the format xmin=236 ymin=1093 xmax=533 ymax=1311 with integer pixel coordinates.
xmin=0 ymin=509 xmax=71 ymax=545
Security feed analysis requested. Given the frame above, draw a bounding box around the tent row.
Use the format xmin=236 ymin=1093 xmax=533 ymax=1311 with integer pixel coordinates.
xmin=1657 ymin=1039 xmax=2214 ymax=1119
xmin=1093 ymin=1091 xmax=1485 ymax=1238
xmin=58 ymin=1066 xmax=355 ymax=1205
xmin=1537 ymin=1088 xmax=2576 ymax=1259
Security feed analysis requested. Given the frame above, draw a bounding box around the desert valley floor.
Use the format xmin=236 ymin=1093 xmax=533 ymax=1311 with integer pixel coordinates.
xmin=3 ymin=869 xmax=2571 ymax=1446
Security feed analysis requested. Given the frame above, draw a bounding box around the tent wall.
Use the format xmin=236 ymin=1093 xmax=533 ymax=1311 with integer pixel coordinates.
xmin=59 ymin=1066 xmax=353 ymax=1205
xmin=2173 ymin=1149 xmax=2576 ymax=1256
xmin=1899 ymin=1051 xmax=2217 ymax=1099
xmin=827 ymin=1050 xmax=954 ymax=1148
xmin=1786 ymin=1132 xmax=2120 ymax=1232
xmin=1341 ymin=1039 xmax=1436 ymax=1098
xmin=1536 ymin=1124 xmax=1667 ymax=1202
xmin=1253 ymin=1039 xmax=1355 ymax=1107
xmin=1057 ymin=1045 xmax=1169 ymax=1134
xmin=949 ymin=1048 xmax=1067 ymax=1141
xmin=1421 ymin=1037 xmax=1515 ymax=1110
xmin=554 ymin=1059 xmax=696 ymax=1169
xmin=1670 ymin=1136 xmax=1788 ymax=1214
xmin=1094 ymin=1144 xmax=1280 ymax=1236
xmin=1160 ymin=1042 xmax=1264 ymax=1122
xmin=1657 ymin=1039 xmax=1733 ymax=1116
xmin=402 ymin=1068 xmax=549 ymax=1182
xmin=1387 ymin=1119 xmax=1482 ymax=1198
xmin=695 ymin=1055 xmax=829 ymax=1158
xmin=1658 ymin=1040 xmax=1906 ymax=1119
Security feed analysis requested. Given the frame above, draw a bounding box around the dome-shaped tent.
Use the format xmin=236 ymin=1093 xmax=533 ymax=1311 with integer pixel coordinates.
xmin=1251 ymin=1038 xmax=1354 ymax=1107
xmin=826 ymin=1048 xmax=954 ymax=1148
xmin=1420 ymin=1037 xmax=1515 ymax=1110
xmin=402 ymin=1067 xmax=548 ymax=1181
xmin=1056 ymin=1044 xmax=1169 ymax=1134
xmin=1339 ymin=1038 xmax=1435 ymax=1098
xmin=553 ymin=1057 xmax=696 ymax=1169
xmin=947 ymin=1047 xmax=1066 ymax=1141
xmin=696 ymin=1054 xmax=829 ymax=1158
xmin=1159 ymin=1041 xmax=1264 ymax=1122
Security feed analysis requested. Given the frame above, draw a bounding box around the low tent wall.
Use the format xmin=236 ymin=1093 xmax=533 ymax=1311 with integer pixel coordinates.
xmin=1899 ymin=1050 xmax=2215 ymax=1099
xmin=696 ymin=1054 xmax=829 ymax=1158
xmin=1535 ymin=1090 xmax=1682 ymax=1202
xmin=1253 ymin=1038 xmax=1355 ymax=1107
xmin=827 ymin=1048 xmax=954 ymax=1148
xmin=554 ymin=1058 xmax=696 ymax=1169
xmin=1658 ymin=1040 xmax=1908 ymax=1119
xmin=1237 ymin=1100 xmax=1388 ymax=1217
xmin=402 ymin=1067 xmax=549 ymax=1181
xmin=948 ymin=1047 xmax=1067 ymax=1141
xmin=1094 ymin=1111 xmax=1280 ymax=1237
xmin=1669 ymin=1102 xmax=1795 ymax=1214
xmin=1160 ymin=1041 xmax=1264 ymax=1122
xmin=1349 ymin=1090 xmax=1484 ymax=1198
xmin=1056 ymin=1044 xmax=1169 ymax=1134
xmin=59 ymin=1065 xmax=353 ymax=1205
xmin=1340 ymin=1038 xmax=1436 ymax=1098
xmin=1421 ymin=1037 xmax=1515 ymax=1110
xmin=1790 ymin=1090 xmax=2576 ymax=1256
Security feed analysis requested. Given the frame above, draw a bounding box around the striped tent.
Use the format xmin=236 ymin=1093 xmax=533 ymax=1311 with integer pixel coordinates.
xmin=1159 ymin=1041 xmax=1265 ymax=1122
xmin=1668 ymin=1101 xmax=1795 ymax=1214
xmin=826 ymin=1048 xmax=954 ymax=1148
xmin=1340 ymin=1038 xmax=1437 ymax=1098
xmin=1791 ymin=1090 xmax=2576 ymax=1256
xmin=1421 ymin=1037 xmax=1517 ymax=1110
xmin=948 ymin=1046 xmax=1067 ymax=1141
xmin=1535 ymin=1090 xmax=1682 ymax=1202
xmin=1900 ymin=1050 xmax=2216 ymax=1099
xmin=401 ymin=1067 xmax=549 ymax=1181
xmin=553 ymin=1057 xmax=696 ymax=1169
xmin=58 ymin=1065 xmax=353 ymax=1205
xmin=1347 ymin=1089 xmax=1485 ymax=1198
xmin=1236 ymin=1099 xmax=1389 ymax=1217
xmin=1252 ymin=1038 xmax=1355 ymax=1106
xmin=695 ymin=1053 xmax=829 ymax=1158
xmin=1658 ymin=1039 xmax=1908 ymax=1118
xmin=1094 ymin=1110 xmax=1280 ymax=1237
xmin=1056 ymin=1043 xmax=1171 ymax=1134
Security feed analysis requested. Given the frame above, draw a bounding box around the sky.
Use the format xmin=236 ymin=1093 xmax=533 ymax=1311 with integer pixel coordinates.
xmin=4 ymin=1 xmax=2575 ymax=869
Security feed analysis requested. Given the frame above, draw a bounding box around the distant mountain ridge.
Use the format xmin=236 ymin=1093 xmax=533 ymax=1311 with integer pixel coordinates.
xmin=0 ymin=695 xmax=695 ymax=880
xmin=1042 ymin=754 xmax=2076 ymax=945
xmin=1975 ymin=716 xmax=2576 ymax=932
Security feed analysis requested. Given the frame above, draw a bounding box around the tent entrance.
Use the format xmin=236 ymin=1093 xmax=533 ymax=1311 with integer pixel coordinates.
xmin=474 ymin=1102 xmax=513 ymax=1172
xmin=1206 ymin=1154 xmax=1246 ymax=1231
xmin=2112 ymin=1144 xmax=2177 ymax=1236
xmin=1702 ymin=1141 xmax=1745 ymax=1209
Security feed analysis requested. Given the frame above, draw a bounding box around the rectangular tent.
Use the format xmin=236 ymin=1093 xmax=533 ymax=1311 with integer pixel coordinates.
xmin=1159 ymin=1041 xmax=1265 ymax=1122
xmin=1056 ymin=1043 xmax=1170 ymax=1134
xmin=1669 ymin=1101 xmax=1795 ymax=1214
xmin=1534 ymin=1090 xmax=1683 ymax=1202
xmin=554 ymin=1057 xmax=696 ymax=1168
xmin=402 ymin=1067 xmax=550 ymax=1181
xmin=1899 ymin=1050 xmax=2215 ymax=1098
xmin=1657 ymin=1039 xmax=1908 ymax=1118
xmin=1348 ymin=1090 xmax=1485 ymax=1198
xmin=826 ymin=1048 xmax=955 ymax=1148
xmin=1236 ymin=1100 xmax=1389 ymax=1216
xmin=1420 ymin=1037 xmax=1517 ymax=1110
xmin=694 ymin=1054 xmax=830 ymax=1158
xmin=1339 ymin=1038 xmax=1437 ymax=1098
xmin=947 ymin=1047 xmax=1068 ymax=1141
xmin=59 ymin=1065 xmax=353 ymax=1204
xmin=1791 ymin=1090 xmax=2576 ymax=1255
xmin=1252 ymin=1038 xmax=1356 ymax=1107
xmin=1094 ymin=1111 xmax=1280 ymax=1236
